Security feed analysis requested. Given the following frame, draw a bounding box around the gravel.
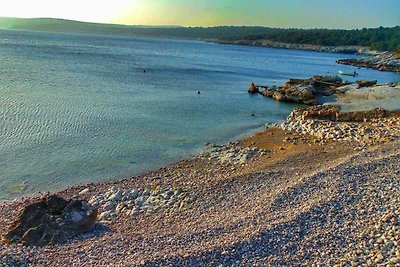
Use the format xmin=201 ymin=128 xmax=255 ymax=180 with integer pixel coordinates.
xmin=281 ymin=116 xmax=400 ymax=148
xmin=0 ymin=118 xmax=399 ymax=266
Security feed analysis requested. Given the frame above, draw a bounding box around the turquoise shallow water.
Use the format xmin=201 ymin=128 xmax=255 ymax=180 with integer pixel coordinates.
xmin=1 ymin=30 xmax=400 ymax=201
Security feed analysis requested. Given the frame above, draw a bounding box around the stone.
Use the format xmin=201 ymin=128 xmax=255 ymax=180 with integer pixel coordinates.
xmin=108 ymin=191 xmax=122 ymax=202
xmin=4 ymin=195 xmax=97 ymax=246
xmin=356 ymin=80 xmax=377 ymax=88
xmin=103 ymin=201 xmax=115 ymax=212
xmin=248 ymin=83 xmax=259 ymax=94
xmin=78 ymin=188 xmax=90 ymax=195
xmin=375 ymin=253 xmax=384 ymax=262
xmin=390 ymin=257 xmax=399 ymax=264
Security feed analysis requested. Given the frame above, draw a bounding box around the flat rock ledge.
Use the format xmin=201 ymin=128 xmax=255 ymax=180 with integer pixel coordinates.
xmin=288 ymin=105 xmax=400 ymax=122
xmin=3 ymin=195 xmax=97 ymax=247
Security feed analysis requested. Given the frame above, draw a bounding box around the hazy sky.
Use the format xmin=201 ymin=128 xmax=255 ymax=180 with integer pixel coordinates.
xmin=0 ymin=0 xmax=399 ymax=28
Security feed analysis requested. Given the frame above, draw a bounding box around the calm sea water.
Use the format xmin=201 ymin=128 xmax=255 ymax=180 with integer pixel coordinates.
xmin=1 ymin=30 xmax=399 ymax=201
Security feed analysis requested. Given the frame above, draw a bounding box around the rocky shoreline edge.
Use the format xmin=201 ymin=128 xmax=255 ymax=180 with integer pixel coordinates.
xmin=215 ymin=39 xmax=400 ymax=73
xmin=215 ymin=39 xmax=375 ymax=55
xmin=337 ymin=51 xmax=400 ymax=73
xmin=1 ymin=88 xmax=399 ymax=265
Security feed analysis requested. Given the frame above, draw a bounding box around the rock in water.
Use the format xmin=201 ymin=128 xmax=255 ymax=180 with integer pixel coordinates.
xmin=259 ymin=76 xmax=346 ymax=104
xmin=4 ymin=195 xmax=97 ymax=246
xmin=248 ymin=82 xmax=259 ymax=94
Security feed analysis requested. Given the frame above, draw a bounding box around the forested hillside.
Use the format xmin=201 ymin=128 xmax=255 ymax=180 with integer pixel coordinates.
xmin=242 ymin=27 xmax=400 ymax=51
xmin=0 ymin=17 xmax=399 ymax=51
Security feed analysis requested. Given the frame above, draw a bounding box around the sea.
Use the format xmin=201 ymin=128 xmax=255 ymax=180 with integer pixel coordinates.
xmin=1 ymin=29 xmax=399 ymax=201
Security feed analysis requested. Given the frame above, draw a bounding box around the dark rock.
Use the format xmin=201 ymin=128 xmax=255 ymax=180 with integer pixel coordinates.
xmin=356 ymin=80 xmax=377 ymax=88
xmin=248 ymin=83 xmax=259 ymax=94
xmin=311 ymin=76 xmax=343 ymax=87
xmin=46 ymin=195 xmax=69 ymax=213
xmin=4 ymin=195 xmax=97 ymax=246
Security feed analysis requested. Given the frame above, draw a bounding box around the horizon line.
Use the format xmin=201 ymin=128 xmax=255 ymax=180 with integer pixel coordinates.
xmin=1 ymin=16 xmax=399 ymax=31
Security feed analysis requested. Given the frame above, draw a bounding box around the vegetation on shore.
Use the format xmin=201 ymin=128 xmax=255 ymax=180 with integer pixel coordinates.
xmin=242 ymin=27 xmax=400 ymax=52
xmin=0 ymin=17 xmax=399 ymax=51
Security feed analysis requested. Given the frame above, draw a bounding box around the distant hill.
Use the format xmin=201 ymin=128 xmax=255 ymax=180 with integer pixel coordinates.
xmin=0 ymin=17 xmax=181 ymax=32
xmin=0 ymin=17 xmax=399 ymax=51
xmin=0 ymin=17 xmax=266 ymax=40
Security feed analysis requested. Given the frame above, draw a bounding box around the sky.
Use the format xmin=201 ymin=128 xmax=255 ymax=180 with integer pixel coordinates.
xmin=0 ymin=0 xmax=399 ymax=28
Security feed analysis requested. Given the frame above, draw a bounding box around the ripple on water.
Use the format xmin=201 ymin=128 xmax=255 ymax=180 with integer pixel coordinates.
xmin=1 ymin=30 xmax=400 ymax=201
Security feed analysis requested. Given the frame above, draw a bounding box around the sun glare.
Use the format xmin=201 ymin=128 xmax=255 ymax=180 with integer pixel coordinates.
xmin=0 ymin=0 xmax=138 ymax=23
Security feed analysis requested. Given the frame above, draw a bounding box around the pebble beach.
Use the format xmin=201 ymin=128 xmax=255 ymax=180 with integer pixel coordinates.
xmin=1 ymin=107 xmax=399 ymax=266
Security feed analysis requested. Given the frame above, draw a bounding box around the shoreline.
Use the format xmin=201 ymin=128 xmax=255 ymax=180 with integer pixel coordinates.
xmin=1 ymin=65 xmax=400 ymax=265
xmin=214 ymin=39 xmax=376 ymax=55
xmin=214 ymin=39 xmax=400 ymax=74
xmin=1 ymin=104 xmax=399 ymax=265
xmin=337 ymin=51 xmax=400 ymax=73
xmin=0 ymin=122 xmax=279 ymax=204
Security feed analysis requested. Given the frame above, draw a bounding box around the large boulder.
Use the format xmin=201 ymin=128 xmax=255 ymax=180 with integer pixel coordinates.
xmin=282 ymin=84 xmax=315 ymax=103
xmin=273 ymin=84 xmax=315 ymax=104
xmin=4 ymin=195 xmax=97 ymax=246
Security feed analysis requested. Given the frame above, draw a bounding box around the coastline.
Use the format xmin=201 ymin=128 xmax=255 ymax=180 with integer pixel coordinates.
xmin=214 ymin=39 xmax=376 ymax=55
xmin=214 ymin=39 xmax=400 ymax=74
xmin=1 ymin=102 xmax=399 ymax=265
xmin=337 ymin=51 xmax=400 ymax=73
xmin=1 ymin=37 xmax=400 ymax=264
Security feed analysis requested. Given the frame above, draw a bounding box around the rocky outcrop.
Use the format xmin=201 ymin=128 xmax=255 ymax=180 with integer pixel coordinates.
xmin=337 ymin=52 xmax=400 ymax=73
xmin=356 ymin=80 xmax=377 ymax=88
xmin=252 ymin=76 xmax=346 ymax=105
xmin=4 ymin=195 xmax=97 ymax=246
xmin=287 ymin=105 xmax=400 ymax=122
xmin=248 ymin=82 xmax=259 ymax=94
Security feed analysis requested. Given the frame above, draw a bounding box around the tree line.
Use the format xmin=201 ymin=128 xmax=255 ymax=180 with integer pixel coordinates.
xmin=1 ymin=18 xmax=399 ymax=51
xmin=241 ymin=26 xmax=400 ymax=52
